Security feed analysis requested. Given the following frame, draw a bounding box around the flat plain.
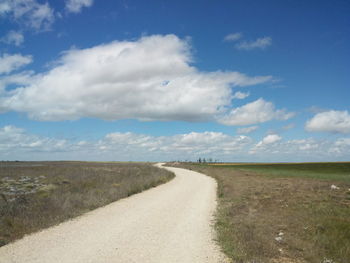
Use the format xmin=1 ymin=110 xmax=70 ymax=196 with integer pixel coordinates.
xmin=170 ymin=162 xmax=350 ymax=263
xmin=0 ymin=164 xmax=227 ymax=263
xmin=0 ymin=161 xmax=174 ymax=246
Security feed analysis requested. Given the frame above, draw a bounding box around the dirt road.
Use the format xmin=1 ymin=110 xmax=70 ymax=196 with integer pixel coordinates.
xmin=0 ymin=164 xmax=228 ymax=263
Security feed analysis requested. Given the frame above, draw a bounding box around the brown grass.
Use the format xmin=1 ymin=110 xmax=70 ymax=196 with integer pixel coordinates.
xmin=170 ymin=163 xmax=350 ymax=263
xmin=0 ymin=161 xmax=174 ymax=246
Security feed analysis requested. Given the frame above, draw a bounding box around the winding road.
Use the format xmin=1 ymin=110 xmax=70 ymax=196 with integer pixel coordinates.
xmin=0 ymin=164 xmax=228 ymax=263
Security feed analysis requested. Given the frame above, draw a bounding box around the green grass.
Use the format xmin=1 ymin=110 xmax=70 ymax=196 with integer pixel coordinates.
xmin=171 ymin=162 xmax=350 ymax=263
xmin=210 ymin=162 xmax=350 ymax=182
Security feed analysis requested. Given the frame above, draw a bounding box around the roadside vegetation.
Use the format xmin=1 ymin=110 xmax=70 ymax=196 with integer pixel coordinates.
xmin=0 ymin=161 xmax=174 ymax=246
xmin=170 ymin=162 xmax=350 ymax=263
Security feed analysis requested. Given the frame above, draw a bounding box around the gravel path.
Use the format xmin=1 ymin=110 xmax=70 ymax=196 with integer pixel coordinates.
xmin=0 ymin=164 xmax=228 ymax=263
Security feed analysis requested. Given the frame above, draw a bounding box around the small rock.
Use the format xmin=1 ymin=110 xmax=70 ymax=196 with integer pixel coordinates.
xmin=278 ymin=231 xmax=284 ymax=236
xmin=322 ymin=258 xmax=335 ymax=263
xmin=330 ymin=184 xmax=339 ymax=190
xmin=275 ymin=236 xmax=283 ymax=242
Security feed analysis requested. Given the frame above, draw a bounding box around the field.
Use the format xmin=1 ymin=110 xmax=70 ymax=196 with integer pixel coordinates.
xmin=170 ymin=162 xmax=350 ymax=263
xmin=0 ymin=161 xmax=174 ymax=247
xmin=211 ymin=162 xmax=350 ymax=182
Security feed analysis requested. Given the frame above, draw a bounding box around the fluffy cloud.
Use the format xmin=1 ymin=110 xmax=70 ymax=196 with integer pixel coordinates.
xmin=335 ymin=138 xmax=350 ymax=146
xmin=235 ymin=37 xmax=272 ymax=50
xmin=236 ymin=126 xmax=259 ymax=134
xmin=0 ymin=125 xmax=252 ymax=161
xmin=224 ymin=33 xmax=242 ymax=42
xmin=0 ymin=0 xmax=54 ymax=31
xmin=1 ymin=31 xmax=24 ymax=46
xmin=256 ymin=134 xmax=281 ymax=147
xmin=0 ymin=53 xmax=32 ymax=74
xmin=219 ymin=98 xmax=294 ymax=126
xmin=0 ymin=125 xmax=67 ymax=156
xmin=232 ymin=91 xmax=249 ymax=99
xmin=103 ymin=131 xmax=251 ymax=158
xmin=305 ymin=110 xmax=350 ymax=134
xmin=331 ymin=138 xmax=350 ymax=154
xmin=0 ymin=71 xmax=33 ymax=94
xmin=66 ymin=0 xmax=94 ymax=13
xmin=248 ymin=137 xmax=350 ymax=162
xmin=2 ymin=125 xmax=350 ymax=162
xmin=0 ymin=34 xmax=272 ymax=122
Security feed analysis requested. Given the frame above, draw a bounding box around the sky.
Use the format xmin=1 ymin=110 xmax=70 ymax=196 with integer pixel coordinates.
xmin=0 ymin=0 xmax=349 ymax=162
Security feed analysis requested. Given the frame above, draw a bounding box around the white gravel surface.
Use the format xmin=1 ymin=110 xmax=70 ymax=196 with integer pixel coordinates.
xmin=0 ymin=163 xmax=229 ymax=263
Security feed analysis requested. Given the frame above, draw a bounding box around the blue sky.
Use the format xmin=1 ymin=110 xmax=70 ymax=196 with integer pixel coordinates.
xmin=0 ymin=0 xmax=349 ymax=162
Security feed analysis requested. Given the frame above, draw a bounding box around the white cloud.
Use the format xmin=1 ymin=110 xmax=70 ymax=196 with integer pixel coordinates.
xmin=224 ymin=33 xmax=242 ymax=42
xmin=66 ymin=0 xmax=94 ymax=13
xmin=248 ymin=137 xmax=347 ymax=162
xmin=335 ymin=138 xmax=350 ymax=146
xmin=103 ymin=131 xmax=251 ymax=157
xmin=235 ymin=37 xmax=272 ymax=50
xmin=305 ymin=110 xmax=350 ymax=134
xmin=1 ymin=30 xmax=24 ymax=46
xmin=237 ymin=126 xmax=259 ymax=134
xmin=232 ymin=91 xmax=249 ymax=99
xmin=0 ymin=71 xmax=34 ymax=94
xmin=219 ymin=98 xmax=295 ymax=126
xmin=0 ymin=1 xmax=10 ymax=13
xmin=0 ymin=125 xmax=253 ymax=161
xmin=0 ymin=34 xmax=272 ymax=122
xmin=0 ymin=125 xmax=67 ymax=155
xmin=256 ymin=134 xmax=281 ymax=147
xmin=170 ymin=132 xmax=251 ymax=155
xmin=0 ymin=53 xmax=32 ymax=74
xmin=0 ymin=0 xmax=54 ymax=31
xmin=331 ymin=138 xmax=350 ymax=155
xmin=2 ymin=125 xmax=350 ymax=162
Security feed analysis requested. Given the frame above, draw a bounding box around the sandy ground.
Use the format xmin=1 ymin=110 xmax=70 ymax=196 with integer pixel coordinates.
xmin=0 ymin=163 xmax=228 ymax=263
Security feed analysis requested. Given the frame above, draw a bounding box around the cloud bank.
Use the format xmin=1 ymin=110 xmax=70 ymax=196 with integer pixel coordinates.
xmin=1 ymin=34 xmax=278 ymax=124
xmin=2 ymin=125 xmax=349 ymax=162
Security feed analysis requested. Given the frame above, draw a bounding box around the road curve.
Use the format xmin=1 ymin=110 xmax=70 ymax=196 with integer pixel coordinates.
xmin=0 ymin=163 xmax=228 ymax=263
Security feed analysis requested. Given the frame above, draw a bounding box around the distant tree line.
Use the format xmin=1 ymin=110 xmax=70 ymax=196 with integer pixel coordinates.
xmin=170 ymin=158 xmax=220 ymax=163
xmin=197 ymin=157 xmax=219 ymax=163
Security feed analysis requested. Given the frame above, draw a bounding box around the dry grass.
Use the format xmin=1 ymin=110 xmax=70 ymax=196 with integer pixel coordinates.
xmin=170 ymin=163 xmax=350 ymax=263
xmin=0 ymin=161 xmax=174 ymax=246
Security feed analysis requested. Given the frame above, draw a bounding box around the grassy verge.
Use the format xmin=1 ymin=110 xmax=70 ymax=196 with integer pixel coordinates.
xmin=170 ymin=162 xmax=350 ymax=263
xmin=0 ymin=161 xmax=174 ymax=246
xmin=211 ymin=162 xmax=350 ymax=182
